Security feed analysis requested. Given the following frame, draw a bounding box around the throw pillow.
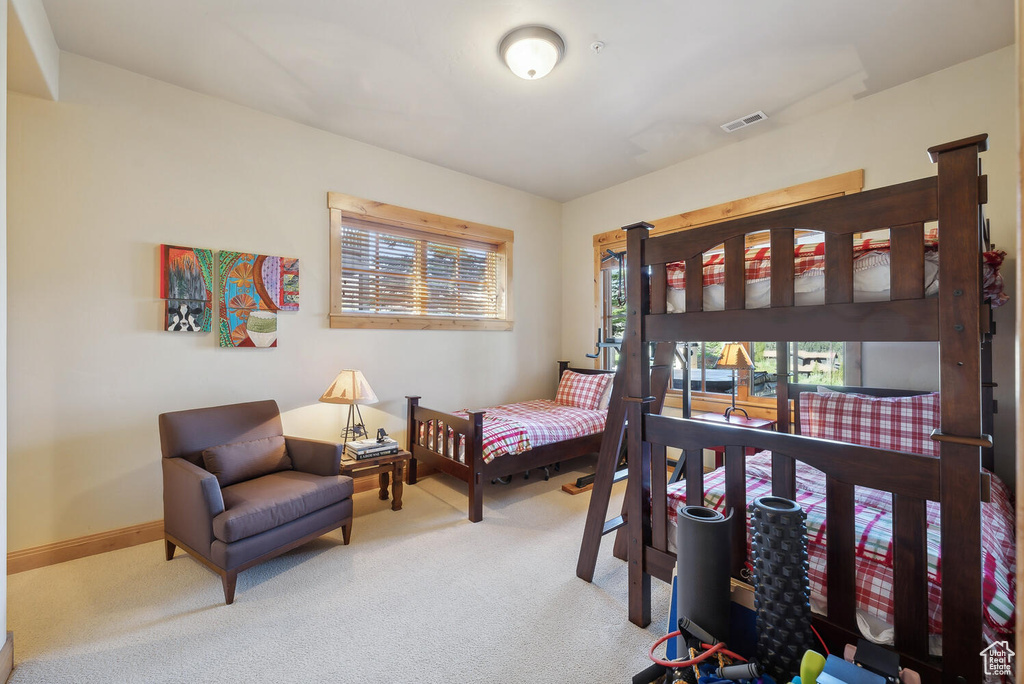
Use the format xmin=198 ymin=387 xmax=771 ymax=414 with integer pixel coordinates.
xmin=555 ymin=370 xmax=614 ymax=410
xmin=203 ymin=434 xmax=293 ymax=487
xmin=799 ymin=391 xmax=939 ymax=457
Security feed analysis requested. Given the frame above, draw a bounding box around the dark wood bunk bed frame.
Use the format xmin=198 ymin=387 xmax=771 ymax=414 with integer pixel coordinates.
xmin=406 ymin=362 xmax=615 ymax=522
xmin=620 ymin=135 xmax=996 ymax=684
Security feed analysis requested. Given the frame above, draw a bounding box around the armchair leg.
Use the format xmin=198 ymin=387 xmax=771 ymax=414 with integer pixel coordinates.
xmin=341 ymin=521 xmax=352 ymax=545
xmin=164 ymin=539 xmax=176 ymax=561
xmin=222 ymin=571 xmax=237 ymax=605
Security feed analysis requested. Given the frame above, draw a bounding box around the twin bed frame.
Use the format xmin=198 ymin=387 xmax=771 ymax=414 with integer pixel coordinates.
xmin=406 ymin=362 xmax=614 ymax=522
xmin=620 ymin=135 xmax=995 ymax=683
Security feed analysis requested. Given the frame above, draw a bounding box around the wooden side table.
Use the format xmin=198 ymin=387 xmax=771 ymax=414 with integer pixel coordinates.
xmin=690 ymin=413 xmax=776 ymax=468
xmin=339 ymin=449 xmax=412 ymax=511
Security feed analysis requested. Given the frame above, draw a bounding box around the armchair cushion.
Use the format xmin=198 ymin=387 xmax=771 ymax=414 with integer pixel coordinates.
xmin=203 ymin=435 xmax=292 ymax=487
xmin=213 ymin=471 xmax=354 ymax=543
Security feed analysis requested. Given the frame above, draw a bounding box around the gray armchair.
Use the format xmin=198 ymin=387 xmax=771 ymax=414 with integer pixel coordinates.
xmin=159 ymin=399 xmax=353 ymax=604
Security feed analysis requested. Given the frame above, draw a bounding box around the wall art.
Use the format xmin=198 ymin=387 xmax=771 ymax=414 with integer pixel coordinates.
xmin=218 ymin=252 xmax=300 ymax=348
xmin=160 ymin=244 xmax=213 ymax=332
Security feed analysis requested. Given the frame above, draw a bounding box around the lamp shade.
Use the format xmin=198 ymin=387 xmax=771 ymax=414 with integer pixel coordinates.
xmin=714 ymin=343 xmax=754 ymax=371
xmin=319 ymin=369 xmax=378 ymax=405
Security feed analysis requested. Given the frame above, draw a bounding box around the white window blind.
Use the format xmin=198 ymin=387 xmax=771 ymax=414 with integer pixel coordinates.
xmin=329 ymin=193 xmax=513 ymax=331
xmin=339 ymin=219 xmax=504 ymax=319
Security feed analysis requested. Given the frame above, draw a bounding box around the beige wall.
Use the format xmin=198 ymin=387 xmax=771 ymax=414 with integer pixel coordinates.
xmin=561 ymin=47 xmax=1018 ymax=486
xmin=6 ymin=53 xmax=563 ymax=551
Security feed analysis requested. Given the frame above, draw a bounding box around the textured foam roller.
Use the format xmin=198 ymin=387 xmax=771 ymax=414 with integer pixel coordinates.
xmin=749 ymin=495 xmax=815 ymax=682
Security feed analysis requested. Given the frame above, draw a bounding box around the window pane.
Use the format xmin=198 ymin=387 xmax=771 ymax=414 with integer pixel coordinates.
xmin=750 ymin=342 xmax=778 ymax=398
xmin=793 ymin=341 xmax=844 ymax=386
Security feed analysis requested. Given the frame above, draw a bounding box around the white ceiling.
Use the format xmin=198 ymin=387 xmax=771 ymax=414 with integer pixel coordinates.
xmin=40 ymin=0 xmax=1014 ymax=202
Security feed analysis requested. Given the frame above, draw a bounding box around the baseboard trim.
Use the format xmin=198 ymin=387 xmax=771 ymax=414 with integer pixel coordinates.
xmin=8 ymin=521 xmax=164 ymax=575
xmin=7 ymin=467 xmax=437 ymax=575
xmin=0 ymin=632 xmax=12 ymax=683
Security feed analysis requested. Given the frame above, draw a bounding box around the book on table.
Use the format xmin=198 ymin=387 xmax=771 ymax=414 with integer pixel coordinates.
xmin=345 ymin=438 xmax=399 ymax=460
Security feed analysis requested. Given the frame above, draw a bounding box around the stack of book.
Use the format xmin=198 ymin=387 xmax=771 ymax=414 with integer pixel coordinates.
xmin=345 ymin=437 xmax=400 ymax=460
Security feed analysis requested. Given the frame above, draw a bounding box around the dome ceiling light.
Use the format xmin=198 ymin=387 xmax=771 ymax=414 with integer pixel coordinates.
xmin=499 ymin=26 xmax=565 ymax=80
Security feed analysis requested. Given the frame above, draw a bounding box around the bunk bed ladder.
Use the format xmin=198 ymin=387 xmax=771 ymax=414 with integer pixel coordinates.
xmin=576 ymin=339 xmax=676 ymax=583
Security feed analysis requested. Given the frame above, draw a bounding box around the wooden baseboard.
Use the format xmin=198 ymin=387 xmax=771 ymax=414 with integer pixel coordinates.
xmin=8 ymin=521 xmax=164 ymax=575
xmin=0 ymin=632 xmax=11 ymax=683
xmin=7 ymin=467 xmax=438 ymax=575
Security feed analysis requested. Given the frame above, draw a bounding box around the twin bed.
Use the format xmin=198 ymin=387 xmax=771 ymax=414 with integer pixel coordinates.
xmin=615 ymin=135 xmax=1010 ymax=683
xmin=405 ymin=362 xmax=614 ymax=522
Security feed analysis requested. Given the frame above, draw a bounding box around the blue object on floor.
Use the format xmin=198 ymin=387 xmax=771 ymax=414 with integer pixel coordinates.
xmin=816 ymin=655 xmax=885 ymax=684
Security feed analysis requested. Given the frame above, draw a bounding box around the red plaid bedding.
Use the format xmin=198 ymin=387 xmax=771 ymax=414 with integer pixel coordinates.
xmin=666 ymin=453 xmax=1016 ymax=637
xmin=664 ymin=235 xmax=1008 ymax=307
xmin=419 ymin=400 xmax=607 ymax=465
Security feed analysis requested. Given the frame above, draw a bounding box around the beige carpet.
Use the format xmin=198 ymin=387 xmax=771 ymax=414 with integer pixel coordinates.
xmin=8 ymin=460 xmax=671 ymax=683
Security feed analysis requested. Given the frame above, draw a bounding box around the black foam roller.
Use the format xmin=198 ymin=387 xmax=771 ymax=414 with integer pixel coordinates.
xmin=676 ymin=505 xmax=732 ymax=643
xmin=749 ymin=496 xmax=815 ymax=682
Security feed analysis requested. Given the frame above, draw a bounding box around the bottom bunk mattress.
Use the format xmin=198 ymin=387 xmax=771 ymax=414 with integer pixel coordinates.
xmin=418 ymin=399 xmax=608 ymax=465
xmin=665 ymin=452 xmax=1016 ymax=648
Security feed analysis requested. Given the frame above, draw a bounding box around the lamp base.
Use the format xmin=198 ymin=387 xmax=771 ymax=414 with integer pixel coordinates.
xmin=724 ymin=406 xmax=749 ymax=420
xmin=341 ymin=404 xmax=369 ymax=445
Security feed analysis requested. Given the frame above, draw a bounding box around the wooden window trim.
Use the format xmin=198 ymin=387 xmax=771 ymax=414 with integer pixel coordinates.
xmin=329 ymin=193 xmax=514 ymax=331
xmin=591 ymin=170 xmax=865 ymax=414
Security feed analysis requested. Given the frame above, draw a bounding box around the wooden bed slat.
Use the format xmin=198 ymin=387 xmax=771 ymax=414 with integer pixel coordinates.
xmin=644 ymin=176 xmax=937 ymax=266
xmin=892 ymin=494 xmax=930 ymax=659
xmin=771 ymin=453 xmax=796 ymax=500
xmin=651 ymin=265 xmax=667 ymax=315
xmin=685 ymin=448 xmax=704 ymax=510
xmin=770 ymin=230 xmax=795 ymax=308
xmin=825 ymin=477 xmax=856 ymax=626
xmin=825 ymin=233 xmax=854 ymax=304
xmin=651 ymin=443 xmax=668 ymax=552
xmin=685 ymin=256 xmax=703 ymax=312
xmin=646 ymin=299 xmax=939 ymax=343
xmin=890 ymin=223 xmax=926 ymax=300
xmin=724 ymin=236 xmax=745 ymax=310
xmin=724 ymin=444 xmax=747 ymax=576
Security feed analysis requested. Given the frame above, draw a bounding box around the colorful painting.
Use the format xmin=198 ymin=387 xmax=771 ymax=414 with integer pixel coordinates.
xmin=160 ymin=245 xmax=213 ymax=332
xmin=218 ymin=252 xmax=300 ymax=347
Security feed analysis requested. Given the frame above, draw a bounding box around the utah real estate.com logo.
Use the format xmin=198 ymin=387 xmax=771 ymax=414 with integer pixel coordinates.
xmin=980 ymin=641 xmax=1014 ymax=677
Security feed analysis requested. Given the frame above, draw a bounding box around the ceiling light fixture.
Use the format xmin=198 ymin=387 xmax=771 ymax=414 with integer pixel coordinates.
xmin=499 ymin=26 xmax=565 ymax=80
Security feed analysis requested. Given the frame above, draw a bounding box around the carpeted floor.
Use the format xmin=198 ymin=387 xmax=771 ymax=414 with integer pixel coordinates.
xmin=8 ymin=460 xmax=671 ymax=683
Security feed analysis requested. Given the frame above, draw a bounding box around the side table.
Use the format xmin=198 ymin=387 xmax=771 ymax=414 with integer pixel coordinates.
xmin=339 ymin=449 xmax=412 ymax=511
xmin=690 ymin=413 xmax=776 ymax=468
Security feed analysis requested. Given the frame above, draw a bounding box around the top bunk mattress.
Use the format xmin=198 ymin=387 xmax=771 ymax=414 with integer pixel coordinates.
xmin=664 ymin=234 xmax=1007 ymax=312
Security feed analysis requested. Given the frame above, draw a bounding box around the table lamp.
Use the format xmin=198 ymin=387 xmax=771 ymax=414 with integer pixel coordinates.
xmin=319 ymin=369 xmax=378 ymax=444
xmin=714 ymin=343 xmax=754 ymax=419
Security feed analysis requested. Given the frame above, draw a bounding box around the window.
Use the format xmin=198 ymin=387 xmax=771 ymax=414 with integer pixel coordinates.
xmin=329 ymin=193 xmax=513 ymax=330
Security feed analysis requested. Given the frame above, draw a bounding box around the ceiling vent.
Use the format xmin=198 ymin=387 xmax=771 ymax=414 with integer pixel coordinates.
xmin=721 ymin=110 xmax=768 ymax=133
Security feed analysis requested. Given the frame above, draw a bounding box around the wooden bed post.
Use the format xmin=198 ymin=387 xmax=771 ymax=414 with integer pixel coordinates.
xmin=406 ymin=396 xmax=420 ymax=484
xmin=624 ymin=221 xmax=653 ymax=627
xmin=928 ymin=134 xmax=988 ymax=684
xmin=466 ymin=410 xmax=486 ymax=523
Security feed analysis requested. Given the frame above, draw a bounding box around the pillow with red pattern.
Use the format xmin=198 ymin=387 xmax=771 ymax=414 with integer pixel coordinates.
xmin=800 ymin=391 xmax=940 ymax=457
xmin=555 ymin=370 xmax=613 ymax=410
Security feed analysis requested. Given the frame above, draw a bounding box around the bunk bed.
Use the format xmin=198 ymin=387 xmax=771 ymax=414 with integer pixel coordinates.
xmin=618 ymin=135 xmax=1010 ymax=684
xmin=406 ymin=363 xmax=615 ymax=522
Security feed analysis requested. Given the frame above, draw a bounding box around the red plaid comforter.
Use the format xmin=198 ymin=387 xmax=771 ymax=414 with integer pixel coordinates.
xmin=664 ymin=236 xmax=1008 ymax=307
xmin=419 ymin=400 xmax=607 ymax=465
xmin=666 ymin=453 xmax=1016 ymax=637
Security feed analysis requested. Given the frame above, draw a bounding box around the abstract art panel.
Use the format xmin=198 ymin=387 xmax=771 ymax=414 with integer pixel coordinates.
xmin=218 ymin=252 xmax=299 ymax=347
xmin=160 ymin=244 xmax=213 ymax=332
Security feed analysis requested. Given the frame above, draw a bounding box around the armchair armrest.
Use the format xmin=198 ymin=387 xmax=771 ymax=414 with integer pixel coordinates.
xmin=286 ymin=436 xmax=343 ymax=477
xmin=162 ymin=458 xmax=225 ymax=556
